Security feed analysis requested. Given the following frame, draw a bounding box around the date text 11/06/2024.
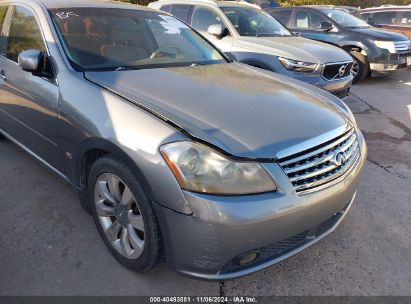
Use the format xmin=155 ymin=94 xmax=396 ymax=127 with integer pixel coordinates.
xmin=149 ymin=297 xmax=258 ymax=303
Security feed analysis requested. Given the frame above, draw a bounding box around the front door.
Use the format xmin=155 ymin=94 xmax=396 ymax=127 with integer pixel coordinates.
xmin=0 ymin=5 xmax=62 ymax=170
xmin=291 ymin=9 xmax=342 ymax=46
xmin=190 ymin=5 xmax=234 ymax=55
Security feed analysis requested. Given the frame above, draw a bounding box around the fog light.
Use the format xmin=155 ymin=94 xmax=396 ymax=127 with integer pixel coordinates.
xmin=238 ymin=252 xmax=259 ymax=266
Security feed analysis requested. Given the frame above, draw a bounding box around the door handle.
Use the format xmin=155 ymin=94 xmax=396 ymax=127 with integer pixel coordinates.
xmin=0 ymin=70 xmax=6 ymax=81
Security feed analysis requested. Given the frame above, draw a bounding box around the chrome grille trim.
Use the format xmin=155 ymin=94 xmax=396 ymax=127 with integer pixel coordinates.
xmin=279 ymin=128 xmax=355 ymax=167
xmin=278 ymin=128 xmax=360 ymax=194
xmin=395 ymin=41 xmax=410 ymax=52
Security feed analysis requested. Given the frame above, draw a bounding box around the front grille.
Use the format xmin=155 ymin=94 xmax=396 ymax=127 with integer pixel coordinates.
xmin=278 ymin=128 xmax=360 ymax=194
xmin=331 ymin=88 xmax=350 ymax=100
xmin=395 ymin=40 xmax=410 ymax=52
xmin=322 ymin=62 xmax=353 ymax=81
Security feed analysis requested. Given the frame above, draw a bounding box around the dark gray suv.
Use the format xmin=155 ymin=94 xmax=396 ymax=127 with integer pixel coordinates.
xmin=0 ymin=0 xmax=366 ymax=280
xmin=269 ymin=6 xmax=411 ymax=83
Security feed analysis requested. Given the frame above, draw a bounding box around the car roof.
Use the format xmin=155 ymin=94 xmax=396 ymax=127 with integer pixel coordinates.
xmin=32 ymin=0 xmax=155 ymax=11
xmin=360 ymin=6 xmax=411 ymax=12
xmin=150 ymin=0 xmax=260 ymax=9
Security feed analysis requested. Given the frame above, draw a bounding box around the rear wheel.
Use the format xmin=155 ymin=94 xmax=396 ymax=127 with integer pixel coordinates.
xmin=350 ymin=50 xmax=369 ymax=83
xmin=88 ymin=156 xmax=162 ymax=272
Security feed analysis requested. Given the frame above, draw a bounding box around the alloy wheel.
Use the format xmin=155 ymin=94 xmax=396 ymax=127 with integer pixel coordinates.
xmin=94 ymin=173 xmax=145 ymax=259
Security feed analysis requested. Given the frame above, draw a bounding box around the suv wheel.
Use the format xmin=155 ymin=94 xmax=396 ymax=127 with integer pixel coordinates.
xmin=350 ymin=50 xmax=369 ymax=83
xmin=88 ymin=156 xmax=163 ymax=272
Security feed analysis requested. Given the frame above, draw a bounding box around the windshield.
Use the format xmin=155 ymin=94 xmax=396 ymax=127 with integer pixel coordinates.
xmin=319 ymin=9 xmax=371 ymax=28
xmin=221 ymin=6 xmax=291 ymax=37
xmin=49 ymin=8 xmax=225 ymax=71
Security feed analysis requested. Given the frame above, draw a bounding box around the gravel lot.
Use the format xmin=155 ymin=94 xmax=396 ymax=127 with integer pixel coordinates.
xmin=0 ymin=70 xmax=410 ymax=296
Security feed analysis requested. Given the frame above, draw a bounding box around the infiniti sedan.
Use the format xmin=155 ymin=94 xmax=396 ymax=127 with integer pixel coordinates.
xmin=0 ymin=0 xmax=366 ymax=280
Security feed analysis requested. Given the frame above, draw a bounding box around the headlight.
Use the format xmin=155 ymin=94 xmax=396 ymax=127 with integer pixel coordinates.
xmin=278 ymin=57 xmax=318 ymax=72
xmin=374 ymin=40 xmax=396 ymax=54
xmin=160 ymin=141 xmax=277 ymax=195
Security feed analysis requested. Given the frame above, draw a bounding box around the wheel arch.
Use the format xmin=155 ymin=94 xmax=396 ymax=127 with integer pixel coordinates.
xmin=74 ymin=138 xmax=155 ymax=213
xmin=341 ymin=44 xmax=369 ymax=57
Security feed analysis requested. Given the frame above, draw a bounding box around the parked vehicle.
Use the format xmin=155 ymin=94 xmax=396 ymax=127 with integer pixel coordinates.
xmin=0 ymin=0 xmax=366 ymax=280
xmin=359 ymin=6 xmax=411 ymax=39
xmin=150 ymin=0 xmax=354 ymax=99
xmin=269 ymin=6 xmax=411 ymax=83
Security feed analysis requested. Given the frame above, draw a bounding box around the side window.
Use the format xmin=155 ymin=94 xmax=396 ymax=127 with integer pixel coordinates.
xmin=371 ymin=11 xmax=398 ymax=25
xmin=360 ymin=12 xmax=372 ymax=22
xmin=400 ymin=11 xmax=411 ymax=26
xmin=159 ymin=5 xmax=172 ymax=13
xmin=7 ymin=5 xmax=46 ymax=62
xmin=191 ymin=6 xmax=224 ymax=32
xmin=295 ymin=10 xmax=328 ymax=30
xmin=272 ymin=10 xmax=292 ymax=26
xmin=0 ymin=6 xmax=9 ymax=55
xmin=169 ymin=5 xmax=192 ymax=23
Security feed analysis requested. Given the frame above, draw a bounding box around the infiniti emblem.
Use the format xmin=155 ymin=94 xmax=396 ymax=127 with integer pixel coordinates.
xmin=338 ymin=65 xmax=347 ymax=77
xmin=331 ymin=150 xmax=347 ymax=167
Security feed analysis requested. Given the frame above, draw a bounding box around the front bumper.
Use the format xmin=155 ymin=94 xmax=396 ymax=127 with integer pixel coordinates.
xmin=282 ymin=69 xmax=353 ymax=94
xmin=155 ymin=133 xmax=367 ymax=281
xmin=370 ymin=50 xmax=411 ymax=75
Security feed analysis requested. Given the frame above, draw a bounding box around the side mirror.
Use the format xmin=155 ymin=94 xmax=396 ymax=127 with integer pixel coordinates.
xmin=18 ymin=49 xmax=52 ymax=78
xmin=318 ymin=21 xmax=334 ymax=32
xmin=207 ymin=24 xmax=226 ymax=38
xmin=18 ymin=49 xmax=42 ymax=72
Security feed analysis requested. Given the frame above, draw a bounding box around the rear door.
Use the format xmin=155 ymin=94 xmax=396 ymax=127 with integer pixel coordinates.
xmin=0 ymin=5 xmax=62 ymax=170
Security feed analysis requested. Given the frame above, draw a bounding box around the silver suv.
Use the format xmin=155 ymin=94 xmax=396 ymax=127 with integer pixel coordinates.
xmin=0 ymin=0 xmax=366 ymax=280
xmin=150 ymin=0 xmax=354 ymax=99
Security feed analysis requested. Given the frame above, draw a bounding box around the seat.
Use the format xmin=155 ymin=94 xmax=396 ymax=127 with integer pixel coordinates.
xmin=62 ymin=17 xmax=105 ymax=66
xmin=296 ymin=13 xmax=309 ymax=29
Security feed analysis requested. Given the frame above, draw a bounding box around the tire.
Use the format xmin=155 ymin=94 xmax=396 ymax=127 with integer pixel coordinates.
xmin=88 ymin=155 xmax=163 ymax=272
xmin=350 ymin=50 xmax=369 ymax=84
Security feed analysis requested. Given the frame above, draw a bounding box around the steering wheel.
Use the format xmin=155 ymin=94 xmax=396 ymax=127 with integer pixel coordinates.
xmin=150 ymin=45 xmax=180 ymax=59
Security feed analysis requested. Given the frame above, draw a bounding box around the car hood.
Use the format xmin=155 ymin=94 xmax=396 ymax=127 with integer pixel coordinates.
xmin=85 ymin=63 xmax=350 ymax=159
xmin=350 ymin=27 xmax=409 ymax=40
xmin=233 ymin=36 xmax=352 ymax=63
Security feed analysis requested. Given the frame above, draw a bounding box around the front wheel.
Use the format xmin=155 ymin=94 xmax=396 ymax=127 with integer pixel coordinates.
xmin=88 ymin=156 xmax=163 ymax=272
xmin=350 ymin=50 xmax=369 ymax=83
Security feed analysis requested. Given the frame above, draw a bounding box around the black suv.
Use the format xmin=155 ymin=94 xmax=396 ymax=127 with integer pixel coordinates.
xmin=269 ymin=6 xmax=411 ymax=82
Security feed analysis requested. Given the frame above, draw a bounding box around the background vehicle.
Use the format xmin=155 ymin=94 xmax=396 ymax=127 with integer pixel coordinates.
xmin=269 ymin=6 xmax=411 ymax=83
xmin=150 ymin=0 xmax=354 ymax=99
xmin=0 ymin=0 xmax=366 ymax=280
xmin=360 ymin=6 xmax=411 ymax=39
